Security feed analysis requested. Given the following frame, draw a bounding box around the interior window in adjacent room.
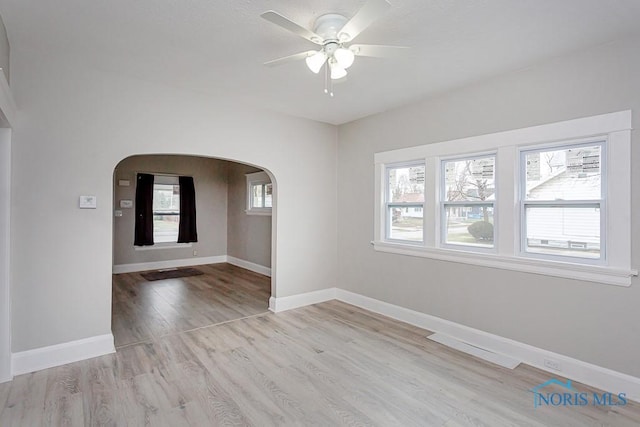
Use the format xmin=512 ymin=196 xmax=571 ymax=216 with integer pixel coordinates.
xmin=246 ymin=171 xmax=272 ymax=215
xmin=152 ymin=175 xmax=181 ymax=243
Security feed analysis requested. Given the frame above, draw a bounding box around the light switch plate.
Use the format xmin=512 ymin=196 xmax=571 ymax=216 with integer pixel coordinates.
xmin=114 ymin=210 xmax=123 ymax=217
xmin=79 ymin=195 xmax=97 ymax=209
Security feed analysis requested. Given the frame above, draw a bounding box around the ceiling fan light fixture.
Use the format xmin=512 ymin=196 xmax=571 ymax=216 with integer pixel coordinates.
xmin=334 ymin=47 xmax=355 ymax=69
xmin=305 ymin=50 xmax=327 ymax=74
xmin=329 ymin=60 xmax=347 ymax=80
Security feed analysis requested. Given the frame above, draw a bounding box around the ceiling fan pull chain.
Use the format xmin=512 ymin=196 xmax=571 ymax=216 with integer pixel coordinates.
xmin=324 ymin=62 xmax=334 ymax=97
xmin=324 ymin=62 xmax=329 ymax=94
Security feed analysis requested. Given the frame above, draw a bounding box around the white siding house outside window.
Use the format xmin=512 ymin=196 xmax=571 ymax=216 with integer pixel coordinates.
xmin=521 ymin=142 xmax=603 ymax=262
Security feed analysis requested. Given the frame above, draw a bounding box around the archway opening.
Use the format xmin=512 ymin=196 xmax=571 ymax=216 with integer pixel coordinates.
xmin=111 ymin=154 xmax=276 ymax=348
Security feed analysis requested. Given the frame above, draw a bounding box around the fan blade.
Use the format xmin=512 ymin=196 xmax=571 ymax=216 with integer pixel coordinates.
xmin=264 ymin=51 xmax=314 ymax=67
xmin=261 ymin=11 xmax=323 ymax=44
xmin=350 ymin=44 xmax=410 ymax=58
xmin=338 ymin=0 xmax=391 ymax=42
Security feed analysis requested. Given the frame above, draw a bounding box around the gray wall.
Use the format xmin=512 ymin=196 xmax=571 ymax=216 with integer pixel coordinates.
xmin=113 ymin=155 xmax=229 ymax=266
xmin=227 ymin=162 xmax=272 ymax=268
xmin=337 ymin=35 xmax=640 ymax=377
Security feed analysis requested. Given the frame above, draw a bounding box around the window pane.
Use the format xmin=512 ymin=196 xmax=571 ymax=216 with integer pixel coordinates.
xmin=252 ymin=184 xmax=263 ymax=208
xmin=265 ymin=183 xmax=273 ymax=208
xmin=153 ymin=183 xmax=180 ymax=243
xmin=153 ymin=184 xmax=180 ymax=212
xmin=444 ymin=156 xmax=495 ymax=202
xmin=154 ymin=214 xmax=179 ymax=243
xmin=388 ymin=206 xmax=423 ymax=242
xmin=388 ymin=165 xmax=425 ymax=203
xmin=444 ymin=205 xmax=494 ymax=248
xmin=525 ymin=205 xmax=600 ymax=259
xmin=525 ymin=145 xmax=601 ymax=201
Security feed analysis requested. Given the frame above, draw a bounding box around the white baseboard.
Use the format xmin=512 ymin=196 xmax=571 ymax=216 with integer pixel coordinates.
xmin=333 ymin=288 xmax=640 ymax=403
xmin=113 ymin=255 xmax=227 ymax=274
xmin=226 ymin=256 xmax=271 ymax=277
xmin=269 ymin=288 xmax=336 ymax=313
xmin=12 ymin=333 xmax=115 ymax=376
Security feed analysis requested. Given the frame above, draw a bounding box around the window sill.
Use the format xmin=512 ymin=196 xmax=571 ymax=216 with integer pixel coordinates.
xmin=245 ymin=209 xmax=272 ymax=216
xmin=372 ymin=241 xmax=637 ymax=287
xmin=134 ymin=243 xmax=192 ymax=251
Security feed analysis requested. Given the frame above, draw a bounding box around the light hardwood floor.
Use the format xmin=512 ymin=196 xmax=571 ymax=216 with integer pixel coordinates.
xmin=1 ymin=265 xmax=639 ymax=425
xmin=111 ymin=263 xmax=271 ymax=347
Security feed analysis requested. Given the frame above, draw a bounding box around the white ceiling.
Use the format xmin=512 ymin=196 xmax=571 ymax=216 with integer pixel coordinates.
xmin=1 ymin=0 xmax=640 ymax=125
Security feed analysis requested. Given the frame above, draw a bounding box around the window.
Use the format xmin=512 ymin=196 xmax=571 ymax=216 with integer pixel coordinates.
xmin=385 ymin=163 xmax=425 ymax=242
xmin=246 ymin=171 xmax=272 ymax=215
xmin=134 ymin=173 xmax=197 ymax=248
xmin=152 ymin=175 xmax=180 ymax=243
xmin=372 ymin=111 xmax=635 ymax=286
xmin=441 ymin=155 xmax=496 ymax=249
xmin=521 ymin=143 xmax=603 ymax=261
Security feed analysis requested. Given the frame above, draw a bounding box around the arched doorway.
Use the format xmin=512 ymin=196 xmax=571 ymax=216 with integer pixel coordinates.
xmin=111 ymin=154 xmax=276 ymax=348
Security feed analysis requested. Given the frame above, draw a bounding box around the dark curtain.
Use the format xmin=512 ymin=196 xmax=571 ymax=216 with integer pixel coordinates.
xmin=134 ymin=173 xmax=155 ymax=246
xmin=177 ymin=176 xmax=198 ymax=243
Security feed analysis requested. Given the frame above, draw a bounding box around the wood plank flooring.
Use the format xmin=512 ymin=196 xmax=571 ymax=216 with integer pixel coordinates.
xmin=111 ymin=263 xmax=271 ymax=347
xmin=1 ymin=265 xmax=639 ymax=425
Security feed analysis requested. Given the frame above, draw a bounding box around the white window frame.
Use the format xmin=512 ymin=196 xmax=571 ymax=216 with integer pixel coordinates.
xmin=385 ymin=161 xmax=426 ymax=245
xmin=246 ymin=171 xmax=272 ymax=216
xmin=373 ymin=110 xmax=636 ymax=286
xmin=152 ymin=175 xmax=180 ymax=243
xmin=440 ymin=152 xmax=497 ymax=253
xmin=519 ymin=140 xmax=605 ymax=265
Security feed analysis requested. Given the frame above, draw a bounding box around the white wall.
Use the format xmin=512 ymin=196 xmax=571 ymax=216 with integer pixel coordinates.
xmin=227 ymin=162 xmax=272 ymax=269
xmin=0 ymin=129 xmax=11 ymax=382
xmin=10 ymin=46 xmax=337 ymax=353
xmin=113 ymin=155 xmax=229 ymax=267
xmin=337 ymin=36 xmax=640 ymax=377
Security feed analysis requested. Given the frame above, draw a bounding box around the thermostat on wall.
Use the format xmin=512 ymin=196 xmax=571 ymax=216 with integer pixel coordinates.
xmin=79 ymin=195 xmax=97 ymax=209
xmin=120 ymin=199 xmax=133 ymax=208
xmin=118 ymin=180 xmax=130 ymax=186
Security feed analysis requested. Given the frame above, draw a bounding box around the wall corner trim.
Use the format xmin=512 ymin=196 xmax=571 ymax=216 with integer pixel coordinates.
xmin=12 ymin=333 xmax=115 ymax=376
xmin=226 ymin=256 xmax=271 ymax=277
xmin=270 ymin=287 xmax=640 ymax=403
xmin=269 ymin=288 xmax=337 ymax=312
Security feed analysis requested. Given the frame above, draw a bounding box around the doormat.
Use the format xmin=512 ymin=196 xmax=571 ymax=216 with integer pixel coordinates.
xmin=141 ymin=267 xmax=204 ymax=281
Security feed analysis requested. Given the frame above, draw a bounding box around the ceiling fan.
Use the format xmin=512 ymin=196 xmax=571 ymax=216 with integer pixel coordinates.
xmin=261 ymin=0 xmax=409 ymax=96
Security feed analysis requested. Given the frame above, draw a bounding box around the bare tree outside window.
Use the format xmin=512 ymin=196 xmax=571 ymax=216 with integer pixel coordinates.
xmin=442 ymin=156 xmax=495 ymax=247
